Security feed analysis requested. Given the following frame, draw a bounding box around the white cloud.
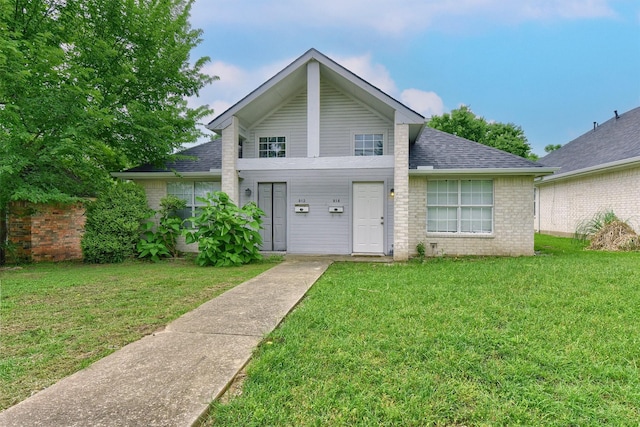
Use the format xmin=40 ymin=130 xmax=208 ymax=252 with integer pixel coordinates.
xmin=188 ymin=57 xmax=295 ymax=134
xmin=190 ymin=0 xmax=618 ymax=35
xmin=400 ymin=89 xmax=444 ymax=118
xmin=331 ymin=53 xmax=398 ymax=94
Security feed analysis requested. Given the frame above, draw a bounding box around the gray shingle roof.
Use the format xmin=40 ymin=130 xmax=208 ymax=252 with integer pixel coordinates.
xmin=125 ymin=139 xmax=222 ymax=173
xmin=539 ymin=106 xmax=640 ymax=174
xmin=125 ymin=126 xmax=548 ymax=174
xmin=410 ymin=126 xmax=543 ymax=169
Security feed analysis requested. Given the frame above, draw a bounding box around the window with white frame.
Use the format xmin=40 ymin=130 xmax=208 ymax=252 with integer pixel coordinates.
xmin=258 ymin=136 xmax=286 ymax=158
xmin=354 ymin=133 xmax=384 ymax=156
xmin=167 ymin=182 xmax=221 ymax=222
xmin=427 ymin=180 xmax=493 ymax=233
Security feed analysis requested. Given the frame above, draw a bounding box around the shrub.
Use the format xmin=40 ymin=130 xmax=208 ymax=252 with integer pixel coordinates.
xmin=416 ymin=241 xmax=426 ymax=261
xmin=137 ymin=195 xmax=186 ymax=262
xmin=574 ymin=209 xmax=619 ymax=242
xmin=82 ymin=181 xmax=152 ymax=263
xmin=184 ymin=191 xmax=264 ymax=267
xmin=575 ymin=210 xmax=639 ymax=251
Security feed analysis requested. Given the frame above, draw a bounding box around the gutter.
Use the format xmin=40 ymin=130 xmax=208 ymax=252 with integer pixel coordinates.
xmin=536 ymin=156 xmax=640 ymax=184
xmin=410 ymin=167 xmax=557 ymax=177
xmin=111 ymin=170 xmax=222 ymax=180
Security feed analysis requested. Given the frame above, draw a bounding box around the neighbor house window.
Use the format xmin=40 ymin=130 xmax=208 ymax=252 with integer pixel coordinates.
xmin=427 ymin=180 xmax=493 ymax=233
xmin=259 ymin=136 xmax=286 ymax=158
xmin=167 ymin=182 xmax=221 ymax=222
xmin=354 ymin=133 xmax=383 ymax=156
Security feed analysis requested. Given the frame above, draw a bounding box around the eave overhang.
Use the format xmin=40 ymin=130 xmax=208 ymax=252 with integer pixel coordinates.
xmin=111 ymin=170 xmax=222 ymax=180
xmin=535 ymin=156 xmax=640 ymax=184
xmin=410 ymin=167 xmax=558 ymax=177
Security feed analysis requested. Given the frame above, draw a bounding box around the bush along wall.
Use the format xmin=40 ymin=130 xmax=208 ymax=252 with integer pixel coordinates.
xmin=82 ymin=181 xmax=152 ymax=263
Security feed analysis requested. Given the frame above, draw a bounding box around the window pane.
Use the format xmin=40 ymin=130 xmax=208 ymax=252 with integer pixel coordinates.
xmin=427 ymin=207 xmax=457 ymax=232
xmin=428 ymin=180 xmax=458 ymax=206
xmin=462 ymin=180 xmax=492 ymax=205
xmin=259 ymin=136 xmax=286 ymax=158
xmin=174 ymin=208 xmax=192 ymax=222
xmin=194 ymin=182 xmax=219 ymax=205
xmin=167 ymin=182 xmax=193 ymax=204
xmin=428 ymin=180 xmax=493 ymax=233
xmin=461 ymin=207 xmax=492 ymax=233
xmin=354 ymin=134 xmax=383 ymax=156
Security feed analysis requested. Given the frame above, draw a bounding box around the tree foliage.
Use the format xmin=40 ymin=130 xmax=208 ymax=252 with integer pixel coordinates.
xmin=428 ymin=105 xmax=534 ymax=158
xmin=0 ymin=0 xmax=215 ymax=206
xmin=544 ymin=144 xmax=562 ymax=153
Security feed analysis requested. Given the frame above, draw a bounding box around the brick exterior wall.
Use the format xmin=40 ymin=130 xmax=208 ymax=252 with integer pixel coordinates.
xmin=221 ymin=116 xmax=239 ymax=204
xmin=409 ymin=176 xmax=535 ymax=257
xmin=137 ymin=180 xmax=166 ymax=211
xmin=536 ymin=165 xmax=640 ymax=236
xmin=8 ymin=201 xmax=86 ymax=262
xmin=393 ymin=121 xmax=409 ymax=261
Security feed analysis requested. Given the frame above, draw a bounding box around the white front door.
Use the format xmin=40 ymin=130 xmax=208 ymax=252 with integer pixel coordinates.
xmin=353 ymin=182 xmax=384 ymax=254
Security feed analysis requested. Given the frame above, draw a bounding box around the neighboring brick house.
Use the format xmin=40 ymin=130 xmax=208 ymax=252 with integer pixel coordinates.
xmin=114 ymin=48 xmax=554 ymax=259
xmin=7 ymin=201 xmax=86 ymax=262
xmin=535 ymin=107 xmax=640 ymax=236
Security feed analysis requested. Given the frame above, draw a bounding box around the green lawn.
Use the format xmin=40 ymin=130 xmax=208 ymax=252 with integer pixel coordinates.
xmin=0 ymin=258 xmax=276 ymax=411
xmin=205 ymin=235 xmax=640 ymax=426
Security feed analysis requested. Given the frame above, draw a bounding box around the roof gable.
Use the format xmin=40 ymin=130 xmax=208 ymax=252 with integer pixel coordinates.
xmin=207 ymin=48 xmax=424 ymax=135
xmin=410 ymin=126 xmax=544 ymax=170
xmin=539 ymin=106 xmax=640 ymax=175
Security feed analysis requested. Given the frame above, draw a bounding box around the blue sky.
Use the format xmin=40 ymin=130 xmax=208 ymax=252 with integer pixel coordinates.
xmin=187 ymin=0 xmax=639 ymax=156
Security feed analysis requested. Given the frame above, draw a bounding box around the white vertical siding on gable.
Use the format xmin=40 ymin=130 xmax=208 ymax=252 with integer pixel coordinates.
xmin=248 ymin=91 xmax=308 ymax=158
xmin=319 ymin=81 xmax=394 ymax=157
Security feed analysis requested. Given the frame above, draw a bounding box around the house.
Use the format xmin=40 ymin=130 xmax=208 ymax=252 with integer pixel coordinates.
xmin=114 ymin=49 xmax=554 ymax=260
xmin=535 ymin=106 xmax=640 ymax=236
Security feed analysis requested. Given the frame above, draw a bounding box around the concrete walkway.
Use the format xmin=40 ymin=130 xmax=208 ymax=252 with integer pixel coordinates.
xmin=0 ymin=259 xmax=332 ymax=427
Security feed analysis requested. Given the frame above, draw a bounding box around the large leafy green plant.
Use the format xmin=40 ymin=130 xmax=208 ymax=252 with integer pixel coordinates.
xmin=185 ymin=192 xmax=264 ymax=267
xmin=137 ymin=195 xmax=186 ymax=262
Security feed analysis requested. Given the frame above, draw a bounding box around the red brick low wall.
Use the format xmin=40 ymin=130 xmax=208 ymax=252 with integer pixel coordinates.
xmin=8 ymin=201 xmax=86 ymax=262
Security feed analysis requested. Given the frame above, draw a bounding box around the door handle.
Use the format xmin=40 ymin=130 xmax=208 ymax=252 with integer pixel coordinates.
xmin=380 ymin=216 xmax=384 ymax=225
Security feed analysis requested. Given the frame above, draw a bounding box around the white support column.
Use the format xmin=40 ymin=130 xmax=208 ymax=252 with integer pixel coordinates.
xmin=307 ymin=60 xmax=320 ymax=158
xmin=221 ymin=116 xmax=240 ymax=204
xmin=393 ymin=115 xmax=410 ymax=261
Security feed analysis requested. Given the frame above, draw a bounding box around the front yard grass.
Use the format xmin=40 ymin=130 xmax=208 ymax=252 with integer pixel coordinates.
xmin=206 ymin=235 xmax=640 ymax=426
xmin=0 ymin=258 xmax=276 ymax=411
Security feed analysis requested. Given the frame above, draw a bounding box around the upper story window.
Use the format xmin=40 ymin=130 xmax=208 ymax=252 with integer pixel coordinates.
xmin=427 ymin=180 xmax=493 ymax=234
xmin=259 ymin=136 xmax=286 ymax=158
xmin=167 ymin=181 xmax=221 ymax=222
xmin=354 ymin=133 xmax=384 ymax=156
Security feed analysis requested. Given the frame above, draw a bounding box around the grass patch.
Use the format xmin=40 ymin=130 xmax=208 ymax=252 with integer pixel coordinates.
xmin=0 ymin=258 xmax=277 ymax=410
xmin=205 ymin=235 xmax=640 ymax=426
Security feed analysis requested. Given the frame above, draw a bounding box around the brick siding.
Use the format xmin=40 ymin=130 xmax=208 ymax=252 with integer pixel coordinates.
xmin=409 ymin=175 xmax=535 ymax=257
xmin=393 ymin=122 xmax=409 ymax=261
xmin=8 ymin=201 xmax=86 ymax=262
xmin=536 ymin=165 xmax=640 ymax=236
